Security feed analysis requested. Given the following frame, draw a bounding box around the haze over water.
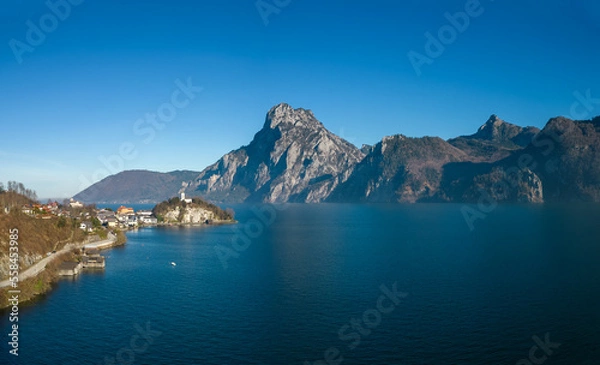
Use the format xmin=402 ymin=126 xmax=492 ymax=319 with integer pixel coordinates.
xmin=2 ymin=204 xmax=599 ymax=364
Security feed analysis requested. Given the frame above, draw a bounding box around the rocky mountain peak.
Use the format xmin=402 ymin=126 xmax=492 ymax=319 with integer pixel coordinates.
xmin=264 ymin=103 xmax=320 ymax=130
xmin=189 ymin=103 xmax=364 ymax=203
xmin=448 ymin=115 xmax=541 ymax=162
xmin=467 ymin=115 xmax=539 ymax=146
xmin=478 ymin=114 xmax=507 ymax=132
xmin=380 ymin=135 xmax=406 ymax=154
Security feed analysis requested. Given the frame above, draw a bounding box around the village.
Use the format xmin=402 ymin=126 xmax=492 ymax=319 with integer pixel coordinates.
xmin=19 ymin=198 xmax=159 ymax=231
xmin=17 ymin=198 xmax=160 ymax=277
xmin=5 ymin=191 xmax=230 ymax=281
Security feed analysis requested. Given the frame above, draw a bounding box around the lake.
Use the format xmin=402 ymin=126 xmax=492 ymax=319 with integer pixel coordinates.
xmin=2 ymin=204 xmax=600 ymax=364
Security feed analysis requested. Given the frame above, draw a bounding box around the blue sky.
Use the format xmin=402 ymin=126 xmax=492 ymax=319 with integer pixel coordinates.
xmin=1 ymin=0 xmax=599 ymax=199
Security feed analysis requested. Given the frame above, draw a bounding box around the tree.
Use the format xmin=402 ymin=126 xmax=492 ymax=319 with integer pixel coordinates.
xmin=91 ymin=217 xmax=102 ymax=229
xmin=57 ymin=216 xmax=67 ymax=228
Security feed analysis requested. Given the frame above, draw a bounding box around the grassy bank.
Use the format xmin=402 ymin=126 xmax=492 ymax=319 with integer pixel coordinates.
xmin=0 ymin=251 xmax=78 ymax=309
xmin=0 ymin=230 xmax=128 ymax=309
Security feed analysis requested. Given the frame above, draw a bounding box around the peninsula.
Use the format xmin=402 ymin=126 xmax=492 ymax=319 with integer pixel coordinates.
xmin=152 ymin=193 xmax=235 ymax=225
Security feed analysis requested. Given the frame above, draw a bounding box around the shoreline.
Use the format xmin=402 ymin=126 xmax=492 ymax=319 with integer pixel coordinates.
xmin=0 ymin=231 xmax=126 ymax=309
xmin=0 ymin=220 xmax=233 ymax=309
xmin=154 ymin=219 xmax=237 ymax=228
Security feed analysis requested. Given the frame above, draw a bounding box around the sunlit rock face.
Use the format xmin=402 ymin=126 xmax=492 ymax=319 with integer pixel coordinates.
xmin=190 ymin=103 xmax=365 ymax=203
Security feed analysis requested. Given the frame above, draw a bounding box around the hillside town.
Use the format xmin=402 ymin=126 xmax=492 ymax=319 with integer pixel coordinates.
xmin=18 ymin=198 xmax=159 ymax=232
xmin=1 ymin=184 xmax=232 ymax=289
xmin=3 ymin=196 xmax=160 ymax=280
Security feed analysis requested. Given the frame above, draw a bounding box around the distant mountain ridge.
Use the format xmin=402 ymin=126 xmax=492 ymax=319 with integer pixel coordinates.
xmin=447 ymin=115 xmax=541 ymax=162
xmin=467 ymin=114 xmax=540 ymax=147
xmin=439 ymin=116 xmax=600 ymax=203
xmin=327 ymin=135 xmax=468 ymax=203
xmin=74 ymin=104 xmax=600 ymax=204
xmin=74 ymin=170 xmax=199 ymax=204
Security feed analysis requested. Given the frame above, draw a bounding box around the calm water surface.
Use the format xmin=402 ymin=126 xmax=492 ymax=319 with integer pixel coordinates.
xmin=2 ymin=204 xmax=599 ymax=364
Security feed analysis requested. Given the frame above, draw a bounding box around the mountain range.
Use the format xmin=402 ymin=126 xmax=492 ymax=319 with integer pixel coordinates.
xmin=74 ymin=103 xmax=600 ymax=204
xmin=74 ymin=170 xmax=200 ymax=204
